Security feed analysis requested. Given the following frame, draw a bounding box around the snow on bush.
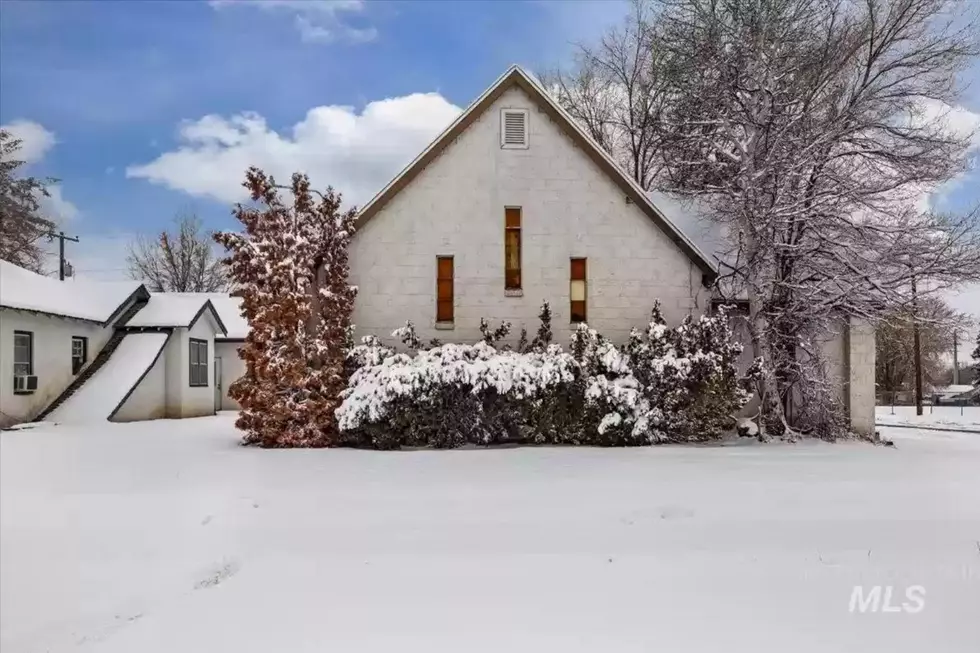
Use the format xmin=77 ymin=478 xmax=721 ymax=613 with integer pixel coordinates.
xmin=337 ymin=301 xmax=753 ymax=449
xmin=337 ymin=340 xmax=577 ymax=448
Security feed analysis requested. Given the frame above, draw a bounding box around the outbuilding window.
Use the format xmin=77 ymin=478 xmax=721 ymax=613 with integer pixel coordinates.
xmin=14 ymin=331 xmax=33 ymax=376
xmin=189 ymin=338 xmax=209 ymax=387
xmin=71 ymin=336 xmax=88 ymax=375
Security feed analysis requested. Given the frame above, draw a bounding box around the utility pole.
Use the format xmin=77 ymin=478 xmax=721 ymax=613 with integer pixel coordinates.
xmin=952 ymin=330 xmax=959 ymax=386
xmin=912 ymin=274 xmax=923 ymax=416
xmin=46 ymin=231 xmax=79 ymax=280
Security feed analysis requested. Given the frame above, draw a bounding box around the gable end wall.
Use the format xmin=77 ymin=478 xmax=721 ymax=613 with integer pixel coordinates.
xmin=350 ymin=85 xmax=709 ymax=346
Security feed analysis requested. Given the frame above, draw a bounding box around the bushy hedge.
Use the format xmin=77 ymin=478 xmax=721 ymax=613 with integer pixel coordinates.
xmin=337 ymin=302 xmax=756 ymax=449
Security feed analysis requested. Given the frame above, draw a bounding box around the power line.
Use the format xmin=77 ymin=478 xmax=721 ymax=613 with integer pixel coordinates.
xmin=44 ymin=231 xmax=79 ymax=281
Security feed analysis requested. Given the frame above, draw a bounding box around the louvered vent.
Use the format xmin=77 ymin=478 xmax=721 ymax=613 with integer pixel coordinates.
xmin=501 ymin=109 xmax=528 ymax=148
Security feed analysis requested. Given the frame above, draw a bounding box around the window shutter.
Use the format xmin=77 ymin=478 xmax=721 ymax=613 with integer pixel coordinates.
xmin=501 ymin=110 xmax=528 ymax=148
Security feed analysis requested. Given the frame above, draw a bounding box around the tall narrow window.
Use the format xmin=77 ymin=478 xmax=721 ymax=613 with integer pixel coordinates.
xmin=570 ymin=258 xmax=587 ymax=323
xmin=189 ymin=338 xmax=209 ymax=387
xmin=71 ymin=336 xmax=88 ymax=375
xmin=505 ymin=207 xmax=521 ymax=291
xmin=14 ymin=331 xmax=33 ymax=376
xmin=436 ymin=256 xmax=454 ymax=324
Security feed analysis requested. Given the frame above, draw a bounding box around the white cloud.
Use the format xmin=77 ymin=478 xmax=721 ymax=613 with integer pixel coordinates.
xmin=916 ymin=98 xmax=980 ymax=148
xmin=127 ymin=92 xmax=462 ymax=206
xmin=209 ymin=0 xmax=377 ymax=44
xmin=913 ymin=99 xmax=980 ymax=210
xmin=1 ymin=119 xmax=80 ymax=223
xmin=40 ymin=185 xmax=80 ymax=222
xmin=2 ymin=119 xmax=56 ymax=164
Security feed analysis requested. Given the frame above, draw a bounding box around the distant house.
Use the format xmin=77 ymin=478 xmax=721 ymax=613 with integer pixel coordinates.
xmin=0 ymin=260 xmax=242 ymax=426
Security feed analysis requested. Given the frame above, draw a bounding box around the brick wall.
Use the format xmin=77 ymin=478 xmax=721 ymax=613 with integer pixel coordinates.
xmin=349 ymin=85 xmax=710 ymax=347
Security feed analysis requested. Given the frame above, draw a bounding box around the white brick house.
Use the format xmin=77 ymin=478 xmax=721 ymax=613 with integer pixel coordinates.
xmin=348 ymin=65 xmax=877 ymax=435
xmin=350 ymin=66 xmax=716 ymax=346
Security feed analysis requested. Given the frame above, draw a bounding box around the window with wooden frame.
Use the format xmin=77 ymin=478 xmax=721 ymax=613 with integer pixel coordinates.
xmin=189 ymin=338 xmax=209 ymax=387
xmin=436 ymin=256 xmax=454 ymax=324
xmin=505 ymin=207 xmax=521 ymax=292
xmin=570 ymin=258 xmax=587 ymax=323
xmin=71 ymin=336 xmax=88 ymax=375
xmin=14 ymin=331 xmax=33 ymax=377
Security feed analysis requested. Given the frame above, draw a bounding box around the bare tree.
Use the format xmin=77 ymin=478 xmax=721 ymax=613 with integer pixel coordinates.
xmin=973 ymin=330 xmax=980 ymax=390
xmin=555 ymin=0 xmax=980 ymax=438
xmin=544 ymin=0 xmax=674 ymax=189
xmin=0 ymin=129 xmax=57 ymax=273
xmin=127 ymin=211 xmax=228 ymax=292
xmin=876 ymin=298 xmax=968 ymax=394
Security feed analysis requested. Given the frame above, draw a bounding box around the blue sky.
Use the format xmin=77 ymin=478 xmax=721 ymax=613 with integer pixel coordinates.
xmin=1 ymin=0 xmax=978 ymax=321
xmin=0 ymin=0 xmax=628 ymax=276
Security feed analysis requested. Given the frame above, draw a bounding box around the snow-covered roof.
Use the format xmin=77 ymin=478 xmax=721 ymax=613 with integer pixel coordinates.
xmin=935 ymin=385 xmax=975 ymax=395
xmin=129 ymin=292 xmax=246 ymax=339
xmin=125 ymin=293 xmax=227 ymax=334
xmin=0 ymin=259 xmax=146 ymax=325
xmin=205 ymin=294 xmax=247 ymax=340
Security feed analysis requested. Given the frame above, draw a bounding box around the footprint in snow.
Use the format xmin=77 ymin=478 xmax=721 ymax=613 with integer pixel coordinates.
xmin=659 ymin=506 xmax=695 ymax=520
xmin=194 ymin=559 xmax=240 ymax=590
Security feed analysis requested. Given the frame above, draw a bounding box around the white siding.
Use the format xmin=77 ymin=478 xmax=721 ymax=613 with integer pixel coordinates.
xmin=350 ymin=85 xmax=710 ymax=347
xmin=0 ymin=309 xmax=113 ymax=426
xmin=162 ymin=315 xmax=219 ymax=418
xmin=113 ymin=351 xmax=167 ymax=422
xmin=214 ymin=340 xmax=244 ymax=411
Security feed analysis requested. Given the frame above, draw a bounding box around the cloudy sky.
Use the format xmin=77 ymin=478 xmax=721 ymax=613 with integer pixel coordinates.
xmin=1 ymin=0 xmax=977 ymax=328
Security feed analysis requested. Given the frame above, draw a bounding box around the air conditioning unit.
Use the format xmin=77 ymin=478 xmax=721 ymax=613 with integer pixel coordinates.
xmin=13 ymin=375 xmax=38 ymax=393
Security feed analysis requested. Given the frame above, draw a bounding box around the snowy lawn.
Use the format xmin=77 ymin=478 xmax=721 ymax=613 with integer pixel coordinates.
xmin=876 ymin=405 xmax=980 ymax=432
xmin=2 ymin=415 xmax=978 ymax=653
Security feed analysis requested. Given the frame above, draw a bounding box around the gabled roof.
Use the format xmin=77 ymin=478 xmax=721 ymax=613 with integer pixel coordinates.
xmin=126 ymin=292 xmax=246 ymax=340
xmin=155 ymin=292 xmax=247 ymax=340
xmin=206 ymin=293 xmax=247 ymax=340
xmin=124 ymin=293 xmax=228 ymax=335
xmin=0 ymin=259 xmax=148 ymax=325
xmin=355 ymin=65 xmax=717 ymax=281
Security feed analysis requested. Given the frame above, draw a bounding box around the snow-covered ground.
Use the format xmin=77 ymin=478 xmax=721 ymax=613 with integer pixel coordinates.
xmin=2 ymin=415 xmax=978 ymax=652
xmin=876 ymin=405 xmax=980 ymax=432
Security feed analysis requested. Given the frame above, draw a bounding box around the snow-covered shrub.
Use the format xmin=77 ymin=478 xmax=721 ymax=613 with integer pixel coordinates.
xmin=392 ymin=321 xmax=424 ymax=351
xmin=573 ymin=302 xmax=752 ymax=444
xmin=664 ymin=309 xmax=752 ymax=440
xmin=530 ymin=301 xmax=554 ymax=352
xmin=338 ymin=302 xmax=750 ymax=449
xmin=337 ymin=341 xmax=577 ymax=448
xmin=345 ymin=335 xmax=395 ymax=377
xmin=479 ymin=318 xmax=512 ymax=348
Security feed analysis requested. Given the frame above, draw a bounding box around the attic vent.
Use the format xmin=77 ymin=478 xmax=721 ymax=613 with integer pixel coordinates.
xmin=501 ymin=109 xmax=529 ymax=149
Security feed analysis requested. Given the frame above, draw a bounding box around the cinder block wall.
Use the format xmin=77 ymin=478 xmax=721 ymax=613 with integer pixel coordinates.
xmin=349 ymin=85 xmax=709 ymax=347
xmin=846 ymin=317 xmax=877 ymax=436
